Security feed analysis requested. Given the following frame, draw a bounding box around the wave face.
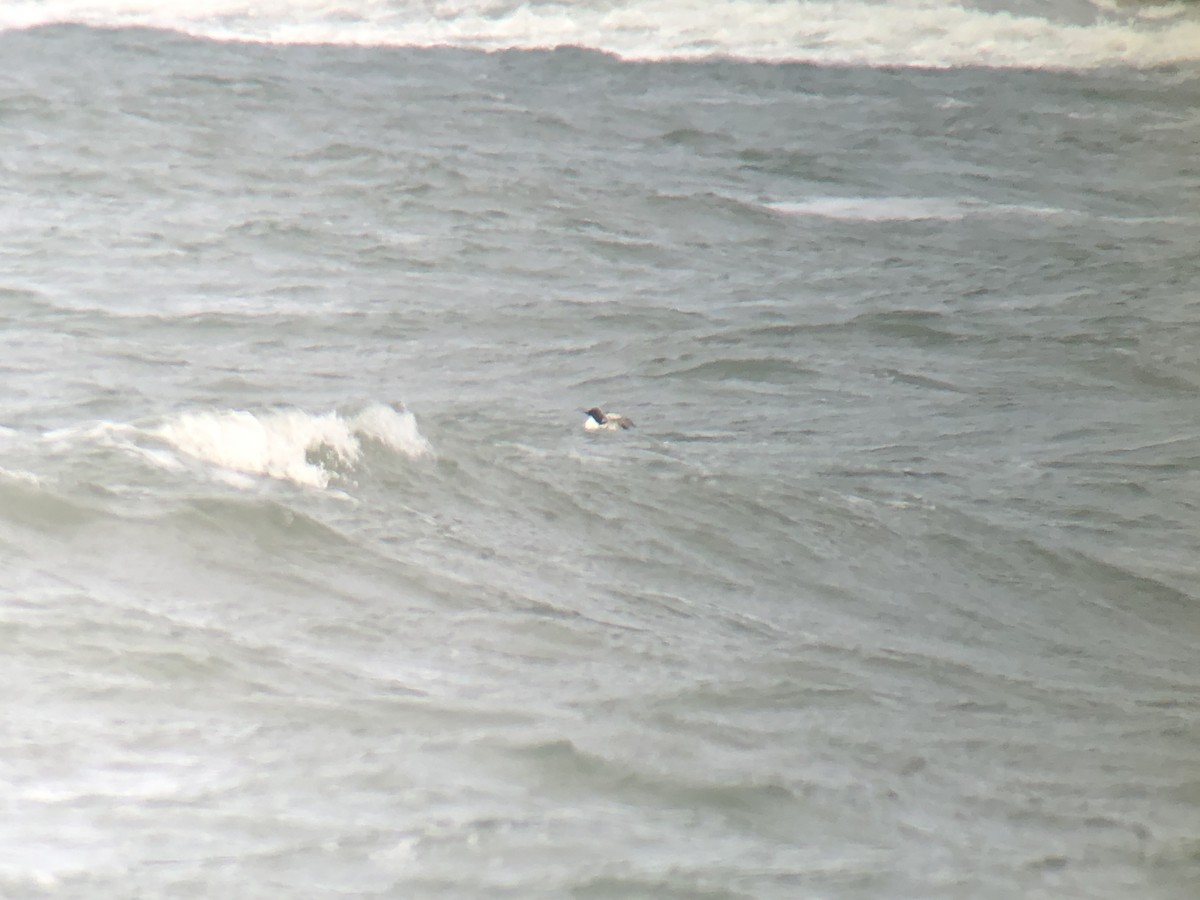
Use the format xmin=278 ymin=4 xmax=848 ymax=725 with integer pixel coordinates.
xmin=3 ymin=0 xmax=1200 ymax=67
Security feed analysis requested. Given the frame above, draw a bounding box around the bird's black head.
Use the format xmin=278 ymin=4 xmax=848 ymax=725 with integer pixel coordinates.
xmin=584 ymin=407 xmax=606 ymax=423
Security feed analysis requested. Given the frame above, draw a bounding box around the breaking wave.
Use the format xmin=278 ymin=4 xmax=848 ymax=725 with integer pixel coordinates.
xmin=151 ymin=403 xmax=432 ymax=489
xmin=2 ymin=0 xmax=1199 ymax=69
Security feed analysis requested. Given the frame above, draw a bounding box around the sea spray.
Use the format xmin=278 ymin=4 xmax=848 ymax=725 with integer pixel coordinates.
xmin=152 ymin=404 xmax=431 ymax=489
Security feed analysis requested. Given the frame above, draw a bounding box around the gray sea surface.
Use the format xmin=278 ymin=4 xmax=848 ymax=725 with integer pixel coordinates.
xmin=2 ymin=21 xmax=1200 ymax=899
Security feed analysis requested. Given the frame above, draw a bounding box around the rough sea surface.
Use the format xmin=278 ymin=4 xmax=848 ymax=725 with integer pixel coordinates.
xmin=2 ymin=2 xmax=1200 ymax=897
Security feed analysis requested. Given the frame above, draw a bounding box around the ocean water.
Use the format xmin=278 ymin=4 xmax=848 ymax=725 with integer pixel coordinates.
xmin=2 ymin=2 xmax=1200 ymax=897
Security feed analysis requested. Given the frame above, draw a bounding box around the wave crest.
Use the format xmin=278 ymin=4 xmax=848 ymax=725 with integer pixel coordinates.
xmin=153 ymin=403 xmax=431 ymax=489
xmin=3 ymin=1 xmax=1200 ymax=69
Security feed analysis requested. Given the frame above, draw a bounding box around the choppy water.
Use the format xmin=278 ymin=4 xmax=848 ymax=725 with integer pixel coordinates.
xmin=2 ymin=3 xmax=1200 ymax=897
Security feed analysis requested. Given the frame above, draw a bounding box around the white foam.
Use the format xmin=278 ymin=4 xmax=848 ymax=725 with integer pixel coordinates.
xmin=767 ymin=197 xmax=973 ymax=222
xmin=42 ymin=420 xmax=138 ymax=446
xmin=348 ymin=403 xmax=434 ymax=459
xmin=2 ymin=0 xmax=1199 ymax=69
xmin=0 ymin=466 xmax=44 ymax=487
xmin=151 ymin=404 xmax=431 ymax=489
xmin=765 ymin=196 xmax=1070 ymax=222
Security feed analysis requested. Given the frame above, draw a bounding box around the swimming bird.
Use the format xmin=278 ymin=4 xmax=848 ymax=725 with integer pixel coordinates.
xmin=583 ymin=407 xmax=634 ymax=432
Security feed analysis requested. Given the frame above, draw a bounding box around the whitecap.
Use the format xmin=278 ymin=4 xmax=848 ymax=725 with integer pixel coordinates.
xmin=3 ymin=0 xmax=1200 ymax=69
xmin=349 ymin=402 xmax=434 ymax=460
xmin=0 ymin=466 xmax=43 ymax=487
xmin=150 ymin=404 xmax=431 ymax=489
xmin=763 ymin=197 xmax=1071 ymax=223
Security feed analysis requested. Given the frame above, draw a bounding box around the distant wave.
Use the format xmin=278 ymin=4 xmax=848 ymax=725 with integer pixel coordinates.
xmin=763 ymin=197 xmax=1072 ymax=222
xmin=3 ymin=0 xmax=1200 ymax=69
xmin=762 ymin=196 xmax=1200 ymax=226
